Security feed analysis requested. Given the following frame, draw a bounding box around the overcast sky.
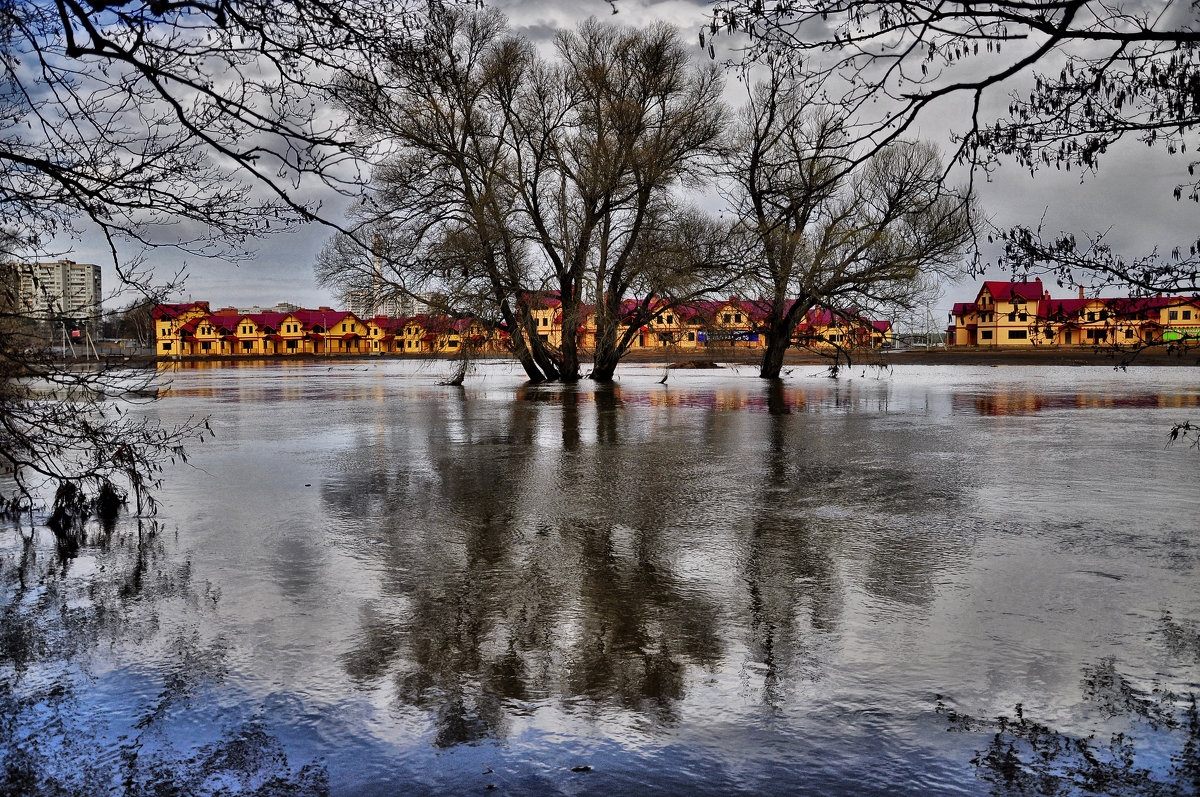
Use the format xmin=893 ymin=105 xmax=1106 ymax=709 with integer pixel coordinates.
xmin=57 ymin=0 xmax=1199 ymax=326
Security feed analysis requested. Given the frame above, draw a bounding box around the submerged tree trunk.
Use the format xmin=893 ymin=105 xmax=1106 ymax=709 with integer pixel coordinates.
xmin=589 ymin=303 xmax=621 ymax=382
xmin=557 ymin=285 xmax=582 ymax=382
xmin=759 ymin=331 xmax=791 ymax=380
xmin=499 ymin=303 xmax=547 ymax=383
xmin=590 ymin=334 xmax=622 ymax=382
xmin=759 ymin=307 xmax=801 ymax=379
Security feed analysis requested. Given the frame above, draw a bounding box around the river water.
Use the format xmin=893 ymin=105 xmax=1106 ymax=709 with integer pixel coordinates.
xmin=3 ymin=360 xmax=1199 ymax=795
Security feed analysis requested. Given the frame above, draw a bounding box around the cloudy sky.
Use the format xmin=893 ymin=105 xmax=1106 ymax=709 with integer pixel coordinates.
xmin=58 ymin=0 xmax=1199 ymax=326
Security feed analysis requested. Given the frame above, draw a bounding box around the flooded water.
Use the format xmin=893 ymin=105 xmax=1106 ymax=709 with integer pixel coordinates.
xmin=3 ymin=360 xmax=1199 ymax=795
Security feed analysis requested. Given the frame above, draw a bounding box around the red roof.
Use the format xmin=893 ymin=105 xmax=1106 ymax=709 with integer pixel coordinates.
xmin=291 ymin=308 xmax=353 ymax=329
xmin=1039 ymin=298 xmax=1090 ymax=320
xmin=206 ymin=314 xmax=240 ymax=331
xmin=152 ymin=301 xmax=210 ymax=320
xmin=951 ymin=302 xmax=975 ymax=316
xmin=979 ymin=280 xmax=1044 ymax=303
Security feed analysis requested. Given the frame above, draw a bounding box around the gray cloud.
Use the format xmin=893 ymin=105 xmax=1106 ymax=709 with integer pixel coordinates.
xmin=49 ymin=0 xmax=1198 ymax=325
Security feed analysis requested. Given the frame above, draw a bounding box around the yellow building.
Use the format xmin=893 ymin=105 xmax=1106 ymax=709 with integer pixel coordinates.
xmin=949 ymin=280 xmax=1200 ymax=348
xmin=152 ymin=301 xmax=210 ymax=356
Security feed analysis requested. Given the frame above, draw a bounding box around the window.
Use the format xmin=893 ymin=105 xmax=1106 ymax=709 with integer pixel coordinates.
xmin=1018 ymin=312 xmax=1027 ymax=322
xmin=722 ymin=314 xmax=731 ymax=323
xmin=1185 ymin=310 xmax=1193 ymax=320
xmin=981 ymin=331 xmax=993 ymax=340
xmin=541 ymin=317 xmax=548 ymax=327
xmin=1007 ymin=329 xmax=1027 ymax=340
xmin=734 ymin=313 xmax=742 ymax=323
xmin=162 ymin=342 xmax=172 ymax=351
xmin=242 ymin=341 xmax=253 ymax=351
xmin=687 ymin=331 xmax=695 ymax=342
xmin=342 ymin=323 xmax=348 ymax=332
xmin=287 ymin=340 xmax=297 ymax=350
xmin=665 ymin=315 xmax=674 ymax=325
xmin=1124 ymin=329 xmax=1134 ymax=339
xmin=1099 ymin=310 xmax=1108 ymax=321
xmin=1087 ymin=312 xmax=1096 ymax=322
xmin=1169 ymin=310 xmax=1179 ymax=320
xmin=447 ymin=340 xmax=459 ymax=348
xmin=201 ymin=342 xmax=211 ymax=352
xmin=1008 ymin=311 xmax=1017 ymax=322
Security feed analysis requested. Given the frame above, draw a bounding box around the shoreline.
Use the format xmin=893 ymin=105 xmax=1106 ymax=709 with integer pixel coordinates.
xmin=90 ymin=345 xmax=1200 ymax=370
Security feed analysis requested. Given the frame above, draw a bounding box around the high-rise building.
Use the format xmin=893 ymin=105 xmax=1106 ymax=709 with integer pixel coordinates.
xmin=345 ymin=289 xmax=437 ymax=319
xmin=4 ymin=259 xmax=102 ymax=329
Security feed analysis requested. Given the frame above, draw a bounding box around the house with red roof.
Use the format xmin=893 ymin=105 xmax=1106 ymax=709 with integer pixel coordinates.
xmin=152 ymin=301 xmax=210 ymax=356
xmin=947 ymin=281 xmax=1200 ymax=347
xmin=795 ymin=308 xmax=893 ymax=349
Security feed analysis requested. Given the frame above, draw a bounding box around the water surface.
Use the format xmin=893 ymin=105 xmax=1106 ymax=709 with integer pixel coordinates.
xmin=3 ymin=361 xmax=1199 ymax=795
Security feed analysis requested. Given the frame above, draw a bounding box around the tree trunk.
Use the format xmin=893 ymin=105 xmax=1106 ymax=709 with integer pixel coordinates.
xmin=760 ymin=298 xmax=814 ymax=379
xmin=590 ymin=342 xmax=621 ymax=382
xmin=589 ymin=311 xmax=621 ymax=382
xmin=510 ymin=336 xmax=546 ymax=383
xmin=759 ymin=324 xmax=791 ymax=379
xmin=500 ymin=303 xmax=547 ymax=383
xmin=558 ymin=284 xmax=582 ymax=382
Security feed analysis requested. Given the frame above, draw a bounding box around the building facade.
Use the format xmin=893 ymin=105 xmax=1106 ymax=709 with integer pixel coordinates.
xmin=948 ymin=280 xmax=1200 ymax=347
xmin=154 ymin=296 xmax=895 ymax=359
xmin=4 ymin=259 xmax=102 ymax=329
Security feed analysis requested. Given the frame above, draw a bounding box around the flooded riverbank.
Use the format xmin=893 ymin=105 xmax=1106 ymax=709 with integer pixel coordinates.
xmin=3 ymin=361 xmax=1198 ymax=795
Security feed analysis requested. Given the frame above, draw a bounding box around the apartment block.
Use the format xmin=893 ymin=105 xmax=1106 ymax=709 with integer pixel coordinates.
xmin=4 ymin=259 xmax=102 ymax=328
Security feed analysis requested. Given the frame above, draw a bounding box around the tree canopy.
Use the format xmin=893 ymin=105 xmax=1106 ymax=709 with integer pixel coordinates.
xmin=321 ymin=8 xmax=735 ymax=383
xmin=1 ymin=0 xmax=451 ymax=515
xmin=707 ymin=0 xmax=1200 ymax=292
xmin=727 ymin=61 xmax=976 ymax=378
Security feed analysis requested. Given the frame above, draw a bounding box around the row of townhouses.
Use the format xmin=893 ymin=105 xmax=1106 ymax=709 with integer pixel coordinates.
xmin=153 ymin=297 xmax=894 ymax=358
xmin=947 ymin=280 xmax=1200 ymax=346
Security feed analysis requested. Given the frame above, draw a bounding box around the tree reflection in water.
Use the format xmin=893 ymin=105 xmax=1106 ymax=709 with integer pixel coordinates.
xmin=939 ymin=626 xmax=1200 ymax=797
xmin=0 ymin=516 xmax=326 ymax=795
xmin=325 ymin=378 xmax=968 ymax=746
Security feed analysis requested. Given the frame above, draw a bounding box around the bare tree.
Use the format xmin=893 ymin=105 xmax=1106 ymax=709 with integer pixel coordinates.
xmin=520 ymin=18 xmax=730 ymax=382
xmin=1 ymin=0 xmax=452 ymax=515
xmin=728 ymin=63 xmax=977 ymax=380
xmin=322 ymin=10 xmax=733 ymax=383
xmin=706 ymin=0 xmax=1200 ymax=290
xmin=320 ymin=7 xmax=561 ymax=382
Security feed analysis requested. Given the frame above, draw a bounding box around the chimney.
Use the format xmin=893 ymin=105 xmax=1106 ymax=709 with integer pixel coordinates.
xmin=1078 ymin=286 xmax=1085 ymax=300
